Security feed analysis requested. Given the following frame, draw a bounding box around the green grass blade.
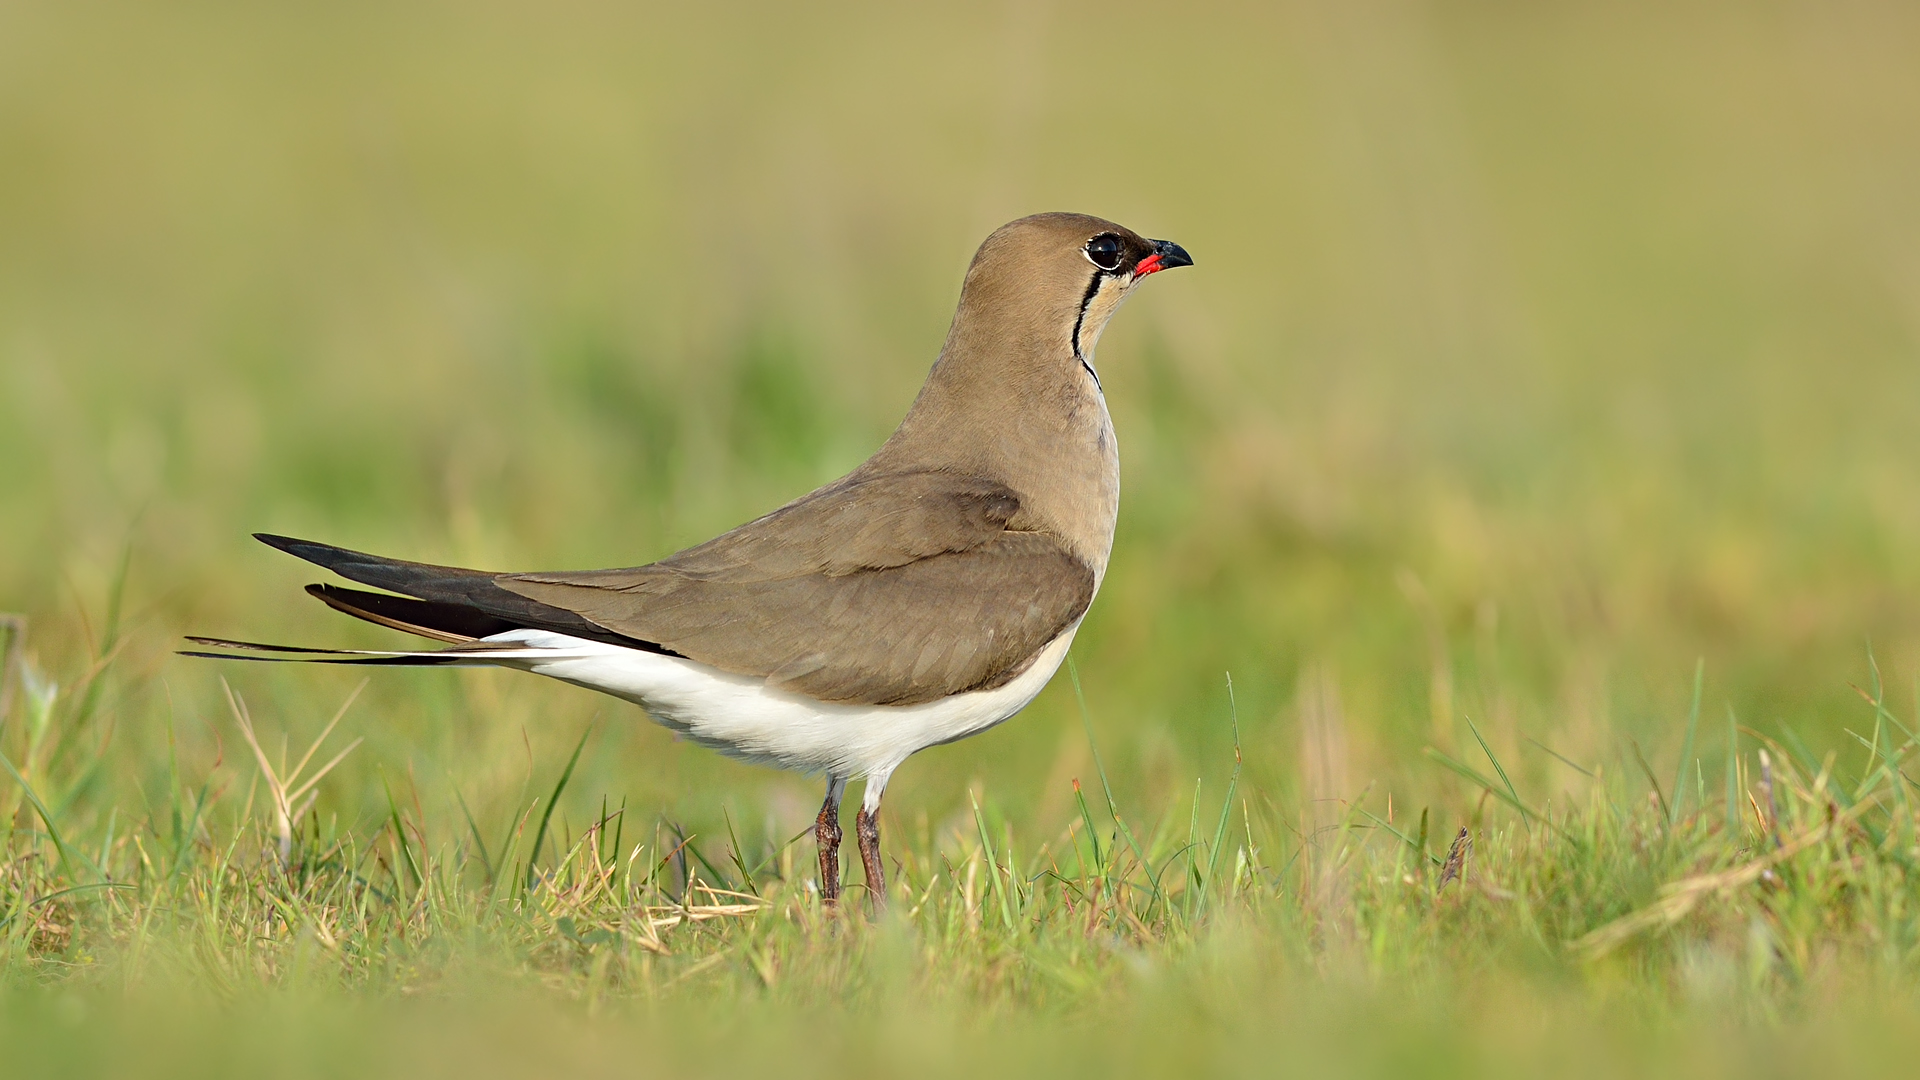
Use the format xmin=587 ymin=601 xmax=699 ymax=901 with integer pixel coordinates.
xmin=68 ymin=534 xmax=132 ymax=735
xmin=1527 ymin=737 xmax=1597 ymax=779
xmin=1071 ymin=779 xmax=1104 ymax=876
xmin=1775 ymin=724 xmax=1854 ymax=809
xmin=524 ymin=723 xmax=593 ymax=894
xmin=1464 ymin=714 xmax=1529 ymax=835
xmin=0 ymin=749 xmax=100 ymax=880
xmin=380 ymin=771 xmax=421 ymax=892
xmin=1627 ymin=738 xmax=1671 ymax=824
xmin=1352 ymin=806 xmax=1442 ymax=866
xmin=722 ymin=807 xmax=757 ymax=895
xmin=970 ymin=790 xmax=1012 ymax=931
xmin=1422 ymin=745 xmax=1555 ymax=833
xmin=1724 ymin=705 xmax=1740 ymax=834
xmin=1199 ymin=672 xmax=1244 ymax=916
xmin=684 ymin=832 xmax=737 ymax=893
xmin=1850 ymin=670 xmax=1920 ymax=753
xmin=1068 ymin=657 xmax=1164 ymax=908
xmin=1866 ymin=647 xmax=1887 ymax=773
xmin=451 ymin=782 xmax=495 ymax=887
xmin=1670 ymin=658 xmax=1704 ymax=825
xmin=1184 ymin=777 xmax=1202 ymax=911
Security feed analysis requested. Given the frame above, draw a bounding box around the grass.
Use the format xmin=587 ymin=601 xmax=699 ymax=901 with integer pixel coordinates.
xmin=5 ymin=0 xmax=1920 ymax=1074
xmin=7 ymin=615 xmax=1920 ymax=1076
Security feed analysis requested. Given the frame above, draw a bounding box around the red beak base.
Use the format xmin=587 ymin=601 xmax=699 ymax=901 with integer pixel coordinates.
xmin=1131 ymin=240 xmax=1192 ymax=279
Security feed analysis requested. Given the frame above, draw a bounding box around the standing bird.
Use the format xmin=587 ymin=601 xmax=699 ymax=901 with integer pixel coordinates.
xmin=186 ymin=212 xmax=1192 ymax=905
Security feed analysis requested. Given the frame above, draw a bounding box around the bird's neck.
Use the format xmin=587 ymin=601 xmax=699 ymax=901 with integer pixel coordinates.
xmin=872 ymin=335 xmax=1121 ymax=579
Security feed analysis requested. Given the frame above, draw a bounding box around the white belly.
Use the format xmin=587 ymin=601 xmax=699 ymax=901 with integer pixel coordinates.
xmin=480 ymin=624 xmax=1079 ymax=787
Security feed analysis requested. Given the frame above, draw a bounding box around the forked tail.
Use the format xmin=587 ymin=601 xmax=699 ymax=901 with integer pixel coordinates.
xmin=182 ymin=533 xmax=674 ymax=665
xmin=178 ymin=634 xmax=573 ymax=666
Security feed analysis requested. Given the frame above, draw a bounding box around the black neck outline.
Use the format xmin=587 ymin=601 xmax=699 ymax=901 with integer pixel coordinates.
xmin=1070 ymin=270 xmax=1111 ymax=390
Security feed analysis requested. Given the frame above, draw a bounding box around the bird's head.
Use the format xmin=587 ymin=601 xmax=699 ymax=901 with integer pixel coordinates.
xmin=948 ymin=212 xmax=1193 ymax=382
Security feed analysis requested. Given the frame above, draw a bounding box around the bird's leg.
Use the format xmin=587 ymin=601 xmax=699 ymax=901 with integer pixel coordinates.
xmin=855 ymin=806 xmax=886 ymax=907
xmin=815 ymin=786 xmax=844 ymax=905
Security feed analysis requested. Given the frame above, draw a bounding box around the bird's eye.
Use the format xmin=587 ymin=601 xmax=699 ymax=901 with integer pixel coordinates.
xmin=1084 ymin=234 xmax=1124 ymax=272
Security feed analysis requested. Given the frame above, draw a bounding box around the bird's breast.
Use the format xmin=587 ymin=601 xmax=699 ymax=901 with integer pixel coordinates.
xmin=1032 ymin=385 xmax=1120 ymax=582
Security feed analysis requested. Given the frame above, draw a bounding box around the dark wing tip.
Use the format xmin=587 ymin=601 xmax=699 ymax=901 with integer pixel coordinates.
xmin=254 ymin=532 xmax=308 ymax=554
xmin=251 ymin=533 xmax=394 ymax=578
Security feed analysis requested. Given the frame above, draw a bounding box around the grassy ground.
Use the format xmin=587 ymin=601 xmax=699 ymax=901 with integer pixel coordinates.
xmin=5 ymin=0 xmax=1920 ymax=1074
xmin=8 ymin=627 xmax=1920 ymax=1078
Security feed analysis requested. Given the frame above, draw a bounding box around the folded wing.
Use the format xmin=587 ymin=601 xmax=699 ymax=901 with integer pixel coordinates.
xmin=261 ymin=471 xmax=1097 ymax=707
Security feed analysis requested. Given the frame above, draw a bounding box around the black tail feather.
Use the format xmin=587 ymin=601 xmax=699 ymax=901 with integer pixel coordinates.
xmin=183 ymin=634 xmax=390 ymax=655
xmin=306 ymin=583 xmax=518 ymax=643
xmin=178 ymin=649 xmax=466 ymax=666
xmin=177 ymin=636 xmax=580 ymax=666
xmin=251 ymin=533 xmax=668 ymax=652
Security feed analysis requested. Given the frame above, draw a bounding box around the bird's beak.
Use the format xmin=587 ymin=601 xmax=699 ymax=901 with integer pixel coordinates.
xmin=1131 ymin=239 xmax=1195 ymax=278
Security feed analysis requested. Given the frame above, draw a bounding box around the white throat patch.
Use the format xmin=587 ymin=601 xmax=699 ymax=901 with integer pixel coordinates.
xmin=1074 ymin=274 xmax=1137 ymax=382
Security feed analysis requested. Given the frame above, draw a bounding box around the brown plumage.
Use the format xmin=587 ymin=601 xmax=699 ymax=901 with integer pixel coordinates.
xmin=188 ymin=211 xmax=1193 ymax=907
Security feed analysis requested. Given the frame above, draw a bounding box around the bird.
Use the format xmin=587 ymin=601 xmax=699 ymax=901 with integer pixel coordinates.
xmin=184 ymin=212 xmax=1192 ymax=906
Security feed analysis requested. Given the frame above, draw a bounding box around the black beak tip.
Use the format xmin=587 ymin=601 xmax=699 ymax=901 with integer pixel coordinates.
xmin=1152 ymin=239 xmax=1194 ymax=269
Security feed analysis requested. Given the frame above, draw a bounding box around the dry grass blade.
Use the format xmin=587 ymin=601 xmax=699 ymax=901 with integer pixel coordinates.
xmin=285 ymin=678 xmax=367 ymax=798
xmin=664 ymin=884 xmax=768 ymax=923
xmin=1575 ymin=799 xmax=1870 ymax=957
xmin=222 ymin=676 xmax=365 ymax=862
xmin=627 ymin=883 xmax=770 ymax=938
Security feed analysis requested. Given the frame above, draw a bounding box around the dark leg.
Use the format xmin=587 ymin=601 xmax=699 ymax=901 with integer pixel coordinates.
xmin=815 ymin=790 xmax=843 ymax=904
xmin=855 ymin=806 xmax=886 ymax=907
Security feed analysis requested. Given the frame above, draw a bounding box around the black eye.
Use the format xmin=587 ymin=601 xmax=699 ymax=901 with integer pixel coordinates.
xmin=1084 ymin=234 xmax=1124 ymax=272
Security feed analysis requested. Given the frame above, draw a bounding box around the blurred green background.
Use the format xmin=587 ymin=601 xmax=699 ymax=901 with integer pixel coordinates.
xmin=2 ymin=0 xmax=1919 ymax=842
